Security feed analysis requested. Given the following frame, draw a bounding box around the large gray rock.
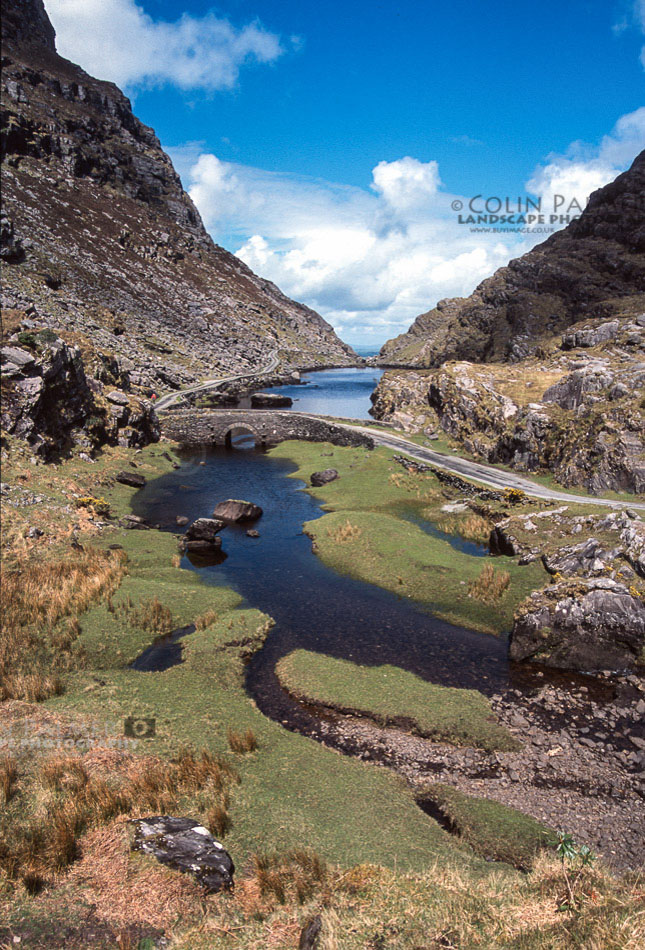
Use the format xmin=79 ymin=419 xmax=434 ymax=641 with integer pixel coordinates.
xmin=561 ymin=321 xmax=619 ymax=349
xmin=542 ymin=366 xmax=615 ymax=410
xmin=213 ymin=499 xmax=262 ymax=522
xmin=509 ymin=578 xmax=645 ymax=671
xmin=310 ymin=469 xmax=339 ymax=487
xmin=131 ymin=816 xmax=234 ymax=892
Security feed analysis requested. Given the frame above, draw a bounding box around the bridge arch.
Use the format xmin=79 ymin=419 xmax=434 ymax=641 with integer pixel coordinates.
xmin=224 ymin=423 xmax=264 ymax=450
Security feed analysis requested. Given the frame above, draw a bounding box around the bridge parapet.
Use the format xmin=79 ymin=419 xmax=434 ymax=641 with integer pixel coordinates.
xmin=160 ymin=409 xmax=374 ymax=449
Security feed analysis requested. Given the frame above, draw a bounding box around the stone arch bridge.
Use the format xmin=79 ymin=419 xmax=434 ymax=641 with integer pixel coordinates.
xmin=160 ymin=409 xmax=374 ymax=449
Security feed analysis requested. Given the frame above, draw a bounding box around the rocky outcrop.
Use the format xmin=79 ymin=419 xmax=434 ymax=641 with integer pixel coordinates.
xmin=380 ymin=152 xmax=645 ymax=367
xmin=130 ymin=816 xmax=234 ymax=892
xmin=373 ymin=154 xmax=645 ymax=496
xmin=509 ymin=579 xmax=645 ymax=672
xmin=371 ymin=315 xmax=645 ymax=494
xmin=1 ymin=0 xmax=355 ymax=410
xmin=0 ymin=330 xmax=158 ymax=457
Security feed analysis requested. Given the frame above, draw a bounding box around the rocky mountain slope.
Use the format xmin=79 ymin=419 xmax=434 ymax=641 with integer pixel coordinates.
xmin=380 ymin=151 xmax=645 ymax=367
xmin=1 ymin=0 xmax=355 ymax=414
xmin=372 ymin=156 xmax=645 ymax=496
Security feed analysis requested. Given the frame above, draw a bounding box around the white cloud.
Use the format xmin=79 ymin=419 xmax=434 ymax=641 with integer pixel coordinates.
xmin=185 ymin=153 xmax=525 ymax=342
xmin=526 ymin=107 xmax=645 ymax=214
xmin=44 ymin=0 xmax=283 ymax=91
xmin=182 ymin=111 xmax=643 ymax=344
xmin=614 ymin=1 xmax=645 ymax=67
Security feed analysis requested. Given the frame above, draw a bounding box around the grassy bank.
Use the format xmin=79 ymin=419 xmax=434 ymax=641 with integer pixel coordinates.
xmin=269 ymin=440 xmax=546 ymax=635
xmin=276 ymin=650 xmax=518 ymax=751
xmin=3 ymin=439 xmax=642 ymax=948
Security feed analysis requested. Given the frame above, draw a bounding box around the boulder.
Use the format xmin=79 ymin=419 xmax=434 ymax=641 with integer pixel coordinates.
xmin=183 ymin=517 xmax=225 ymax=542
xmin=130 ymin=816 xmax=234 ymax=892
xmin=212 ymin=499 xmax=262 ymax=523
xmin=310 ymin=469 xmax=339 ymax=487
xmin=116 ymin=470 xmax=146 ymax=488
xmin=250 ymin=392 xmax=293 ymax=408
xmin=509 ymin=578 xmax=645 ymax=671
xmin=106 ymin=390 xmax=129 ymax=406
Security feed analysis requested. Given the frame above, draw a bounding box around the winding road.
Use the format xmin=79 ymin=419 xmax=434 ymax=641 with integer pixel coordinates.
xmin=155 ymin=350 xmax=280 ymax=410
xmin=336 ymin=422 xmax=645 ymax=510
xmin=156 ymin=361 xmax=645 ymax=510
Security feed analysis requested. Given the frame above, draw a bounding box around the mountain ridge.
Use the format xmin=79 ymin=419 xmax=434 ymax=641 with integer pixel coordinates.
xmin=1 ymin=0 xmax=355 ymax=404
xmin=379 ymin=151 xmax=645 ymax=367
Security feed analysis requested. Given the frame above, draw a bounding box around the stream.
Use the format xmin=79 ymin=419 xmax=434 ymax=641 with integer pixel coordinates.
xmin=132 ymin=368 xmax=590 ymax=738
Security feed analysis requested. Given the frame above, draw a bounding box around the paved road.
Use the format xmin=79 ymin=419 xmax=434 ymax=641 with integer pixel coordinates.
xmin=155 ymin=351 xmax=279 ymax=411
xmin=155 ymin=379 xmax=644 ymax=510
xmin=339 ymin=422 xmax=645 ymax=510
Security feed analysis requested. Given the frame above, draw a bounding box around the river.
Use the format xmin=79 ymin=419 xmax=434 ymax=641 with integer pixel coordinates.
xmin=132 ymin=367 xmax=552 ymax=735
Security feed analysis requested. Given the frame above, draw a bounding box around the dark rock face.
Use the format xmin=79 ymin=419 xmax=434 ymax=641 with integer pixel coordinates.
xmin=130 ymin=816 xmax=234 ymax=892
xmin=310 ymin=469 xmax=339 ymax=487
xmin=0 ymin=332 xmax=159 ymax=457
xmin=250 ymin=392 xmax=293 ymax=408
xmin=213 ymin=499 xmax=262 ymax=523
xmin=116 ymin=471 xmax=146 ymax=488
xmin=509 ymin=578 xmax=645 ymax=672
xmin=0 ymin=0 xmax=355 ymax=408
xmin=380 ymin=151 xmax=645 ymax=366
xmin=489 ymin=524 xmax=522 ymax=557
xmin=1 ymin=0 xmax=56 ymax=52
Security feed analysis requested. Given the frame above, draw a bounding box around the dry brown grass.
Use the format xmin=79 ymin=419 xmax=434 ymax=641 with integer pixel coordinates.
xmin=194 ymin=608 xmax=219 ymax=630
xmin=252 ymin=848 xmax=328 ymax=905
xmin=468 ymin=562 xmax=511 ymax=604
xmin=128 ymin=597 xmax=173 ymax=635
xmin=326 ymin=520 xmax=362 ymax=543
xmin=436 ymin=513 xmax=491 ymax=544
xmin=0 ymin=753 xmax=18 ymax=804
xmin=227 ymin=728 xmax=258 ymax=754
xmin=206 ymin=803 xmax=232 ymax=838
xmin=1 ymin=547 xmax=127 ymax=701
xmin=0 ymin=747 xmax=239 ymax=888
xmin=65 ymin=820 xmax=206 ymax=930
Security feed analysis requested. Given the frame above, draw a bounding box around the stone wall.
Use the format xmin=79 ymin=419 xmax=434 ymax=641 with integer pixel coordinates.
xmin=160 ymin=409 xmax=374 ymax=449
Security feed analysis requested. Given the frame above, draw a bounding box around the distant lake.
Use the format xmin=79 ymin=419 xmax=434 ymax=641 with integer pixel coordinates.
xmin=240 ymin=366 xmax=384 ymax=420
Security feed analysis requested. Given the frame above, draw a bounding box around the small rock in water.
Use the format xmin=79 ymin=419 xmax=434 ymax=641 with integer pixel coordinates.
xmin=130 ymin=816 xmax=234 ymax=892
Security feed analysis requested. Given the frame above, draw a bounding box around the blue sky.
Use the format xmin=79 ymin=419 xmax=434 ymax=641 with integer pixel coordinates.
xmin=46 ymin=1 xmax=645 ymax=344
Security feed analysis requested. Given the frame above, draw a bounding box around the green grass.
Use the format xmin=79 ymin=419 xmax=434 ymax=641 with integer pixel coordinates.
xmin=40 ymin=484 xmax=480 ymax=873
xmin=276 ymin=650 xmax=519 ymax=752
xmin=416 ymin=783 xmax=555 ymax=870
xmin=51 ymin=541 xmax=473 ymax=873
xmin=270 ymin=440 xmax=547 ymax=634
